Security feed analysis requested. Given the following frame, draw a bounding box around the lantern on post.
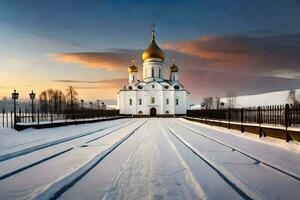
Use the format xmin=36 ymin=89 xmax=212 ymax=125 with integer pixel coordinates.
xmin=29 ymin=90 xmax=36 ymax=122
xmin=11 ymin=89 xmax=19 ymax=128
xmin=80 ymin=99 xmax=84 ymax=110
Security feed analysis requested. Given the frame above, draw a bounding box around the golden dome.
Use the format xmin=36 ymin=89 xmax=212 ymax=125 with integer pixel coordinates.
xmin=128 ymin=64 xmax=138 ymax=73
xmin=170 ymin=64 xmax=179 ymax=72
xmin=142 ymin=30 xmax=165 ymax=62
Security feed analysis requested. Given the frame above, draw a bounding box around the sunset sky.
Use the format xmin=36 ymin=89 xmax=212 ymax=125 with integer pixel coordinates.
xmin=1 ymin=0 xmax=300 ymax=103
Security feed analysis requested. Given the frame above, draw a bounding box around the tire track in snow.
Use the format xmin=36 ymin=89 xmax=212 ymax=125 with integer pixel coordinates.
xmin=163 ymin=122 xmax=256 ymax=200
xmin=102 ymin=138 xmax=144 ymax=200
xmin=0 ymin=119 xmax=139 ymax=181
xmin=160 ymin=122 xmax=207 ymax=200
xmin=177 ymin=121 xmax=300 ymax=182
xmin=0 ymin=119 xmax=132 ymax=163
xmin=33 ymin=119 xmax=148 ymax=200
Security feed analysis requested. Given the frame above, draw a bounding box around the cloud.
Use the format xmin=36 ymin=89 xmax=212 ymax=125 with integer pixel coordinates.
xmin=51 ymin=49 xmax=141 ymax=71
xmin=163 ymin=33 xmax=300 ymax=79
xmin=53 ymin=78 xmax=127 ymax=88
xmin=180 ymin=70 xmax=300 ymax=102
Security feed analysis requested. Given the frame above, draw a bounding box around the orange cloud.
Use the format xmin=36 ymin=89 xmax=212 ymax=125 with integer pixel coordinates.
xmin=163 ymin=33 xmax=300 ymax=78
xmin=52 ymin=50 xmax=141 ymax=71
xmin=54 ymin=78 xmax=127 ymax=88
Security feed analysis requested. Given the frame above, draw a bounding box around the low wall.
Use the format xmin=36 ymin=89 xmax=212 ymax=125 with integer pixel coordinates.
xmin=15 ymin=116 xmax=126 ymax=131
xmin=184 ymin=117 xmax=300 ymax=142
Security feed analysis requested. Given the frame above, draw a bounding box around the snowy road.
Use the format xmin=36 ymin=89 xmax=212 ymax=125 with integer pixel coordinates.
xmin=0 ymin=118 xmax=299 ymax=200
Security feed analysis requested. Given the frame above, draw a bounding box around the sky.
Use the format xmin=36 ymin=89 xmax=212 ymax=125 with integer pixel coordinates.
xmin=0 ymin=0 xmax=300 ymax=104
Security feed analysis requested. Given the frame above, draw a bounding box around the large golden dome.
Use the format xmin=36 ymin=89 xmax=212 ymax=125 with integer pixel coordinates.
xmin=142 ymin=31 xmax=165 ymax=62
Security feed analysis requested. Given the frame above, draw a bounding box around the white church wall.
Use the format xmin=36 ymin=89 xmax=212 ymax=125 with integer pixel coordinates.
xmin=175 ymin=90 xmax=188 ymax=114
xmin=143 ymin=59 xmax=163 ymax=82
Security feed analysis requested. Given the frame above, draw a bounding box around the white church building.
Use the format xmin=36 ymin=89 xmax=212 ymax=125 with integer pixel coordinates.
xmin=117 ymin=29 xmax=189 ymax=116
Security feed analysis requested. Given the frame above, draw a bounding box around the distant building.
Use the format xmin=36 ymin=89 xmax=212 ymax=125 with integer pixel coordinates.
xmin=118 ymin=29 xmax=189 ymax=116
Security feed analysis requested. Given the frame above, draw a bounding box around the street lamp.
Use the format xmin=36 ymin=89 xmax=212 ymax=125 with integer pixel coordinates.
xmin=29 ymin=90 xmax=36 ymax=122
xmin=11 ymin=89 xmax=19 ymax=127
xmin=80 ymin=99 xmax=84 ymax=110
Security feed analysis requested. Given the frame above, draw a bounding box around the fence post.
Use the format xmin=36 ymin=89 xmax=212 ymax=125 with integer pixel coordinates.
xmin=10 ymin=111 xmax=13 ymax=128
xmin=37 ymin=109 xmax=40 ymax=127
xmin=258 ymin=106 xmax=263 ymax=137
xmin=240 ymin=108 xmax=244 ymax=133
xmin=51 ymin=111 xmax=53 ymax=128
xmin=75 ymin=113 xmax=77 ymax=125
xmin=228 ymin=108 xmax=231 ymax=129
xmin=6 ymin=111 xmax=8 ymax=127
xmin=2 ymin=109 xmax=4 ymax=127
xmin=285 ymin=104 xmax=291 ymax=142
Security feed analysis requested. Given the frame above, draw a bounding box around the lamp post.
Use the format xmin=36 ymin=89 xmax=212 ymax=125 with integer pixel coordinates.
xmin=80 ymin=99 xmax=84 ymax=110
xmin=11 ymin=89 xmax=19 ymax=128
xmin=29 ymin=90 xmax=36 ymax=122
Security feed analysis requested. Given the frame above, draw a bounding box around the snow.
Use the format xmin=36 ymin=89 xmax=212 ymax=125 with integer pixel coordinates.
xmin=0 ymin=118 xmax=299 ymax=200
xmin=0 ymin=118 xmax=130 ymax=156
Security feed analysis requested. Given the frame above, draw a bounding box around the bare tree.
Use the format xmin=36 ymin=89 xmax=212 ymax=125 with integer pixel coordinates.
xmin=287 ymin=89 xmax=298 ymax=105
xmin=47 ymin=89 xmax=55 ymax=113
xmin=39 ymin=91 xmax=48 ymax=113
xmin=227 ymin=97 xmax=236 ymax=108
xmin=66 ymin=86 xmax=78 ymax=112
xmin=203 ymin=97 xmax=213 ymax=109
xmin=215 ymin=97 xmax=221 ymax=109
xmin=226 ymin=91 xmax=237 ymax=108
xmin=57 ymin=90 xmax=66 ymax=114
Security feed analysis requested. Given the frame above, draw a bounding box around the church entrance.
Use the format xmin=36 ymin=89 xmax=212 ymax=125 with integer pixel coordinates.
xmin=150 ymin=108 xmax=157 ymax=117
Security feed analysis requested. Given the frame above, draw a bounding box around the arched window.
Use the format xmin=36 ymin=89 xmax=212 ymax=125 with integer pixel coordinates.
xmin=139 ymin=99 xmax=142 ymax=105
xmin=159 ymin=68 xmax=161 ymax=78
xmin=165 ymin=111 xmax=169 ymax=114
xmin=176 ymin=99 xmax=179 ymax=105
xmin=174 ymin=85 xmax=180 ymax=90
xmin=132 ymin=75 xmax=135 ymax=82
xmin=129 ymin=99 xmax=132 ymax=105
xmin=138 ymin=111 xmax=143 ymax=115
xmin=166 ymin=99 xmax=169 ymax=105
xmin=152 ymin=84 xmax=155 ymax=89
xmin=151 ymin=67 xmax=154 ymax=77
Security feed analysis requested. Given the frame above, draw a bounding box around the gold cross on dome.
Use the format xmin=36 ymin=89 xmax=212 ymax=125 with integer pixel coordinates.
xmin=151 ymin=23 xmax=156 ymax=39
xmin=172 ymin=56 xmax=176 ymax=64
xmin=131 ymin=57 xmax=135 ymax=64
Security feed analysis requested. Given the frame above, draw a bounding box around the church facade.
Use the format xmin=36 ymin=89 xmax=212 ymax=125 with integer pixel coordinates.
xmin=117 ymin=29 xmax=189 ymax=116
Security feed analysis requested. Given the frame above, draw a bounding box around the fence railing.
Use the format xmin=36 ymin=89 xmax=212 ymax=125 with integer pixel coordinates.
xmin=187 ymin=104 xmax=300 ymax=128
xmin=1 ymin=108 xmax=120 ymax=129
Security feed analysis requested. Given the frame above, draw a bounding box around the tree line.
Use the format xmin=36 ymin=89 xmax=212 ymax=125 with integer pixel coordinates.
xmin=39 ymin=86 xmax=78 ymax=113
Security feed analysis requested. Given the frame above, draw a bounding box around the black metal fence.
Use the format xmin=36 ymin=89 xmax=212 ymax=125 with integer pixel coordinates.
xmin=187 ymin=104 xmax=300 ymax=128
xmin=1 ymin=108 xmax=120 ymax=129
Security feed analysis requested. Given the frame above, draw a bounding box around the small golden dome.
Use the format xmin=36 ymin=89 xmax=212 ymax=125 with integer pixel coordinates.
xmin=142 ymin=30 xmax=165 ymax=62
xmin=170 ymin=64 xmax=179 ymax=72
xmin=128 ymin=65 xmax=138 ymax=73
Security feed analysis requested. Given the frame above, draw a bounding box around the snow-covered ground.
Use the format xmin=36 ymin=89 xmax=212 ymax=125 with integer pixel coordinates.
xmin=0 ymin=118 xmax=299 ymax=200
